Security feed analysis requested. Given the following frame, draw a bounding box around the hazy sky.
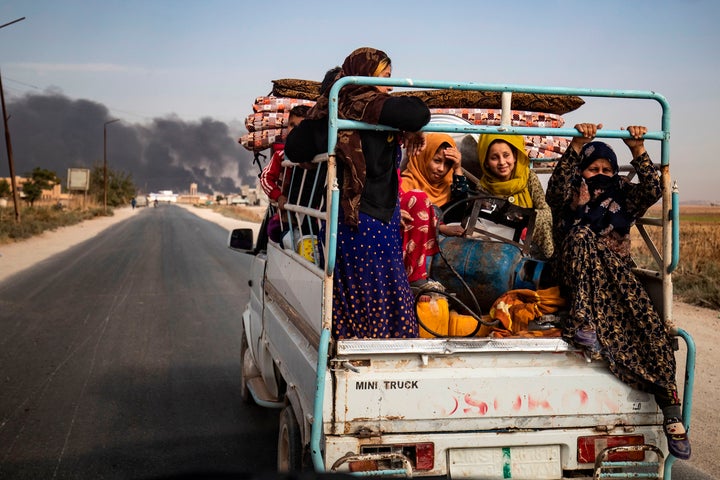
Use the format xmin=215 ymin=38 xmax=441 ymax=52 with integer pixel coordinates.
xmin=1 ymin=0 xmax=719 ymax=201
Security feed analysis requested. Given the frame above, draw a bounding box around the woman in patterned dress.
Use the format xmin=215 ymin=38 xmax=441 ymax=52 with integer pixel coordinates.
xmin=475 ymin=133 xmax=554 ymax=259
xmin=399 ymin=133 xmax=468 ymax=288
xmin=284 ymin=47 xmax=430 ymax=339
xmin=545 ymin=122 xmax=691 ymax=460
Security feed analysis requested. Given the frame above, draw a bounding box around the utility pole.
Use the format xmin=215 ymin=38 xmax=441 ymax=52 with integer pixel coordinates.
xmin=1 ymin=69 xmax=20 ymax=222
xmin=103 ymin=119 xmax=120 ymax=214
xmin=0 ymin=16 xmax=26 ymax=223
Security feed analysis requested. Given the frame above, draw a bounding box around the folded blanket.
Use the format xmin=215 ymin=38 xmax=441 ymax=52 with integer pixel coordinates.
xmin=482 ymin=286 xmax=566 ymax=337
xmin=429 ymin=108 xmax=565 ymax=128
xmin=270 ymin=79 xmax=585 ymax=115
xmin=252 ymin=96 xmax=315 ymax=113
xmin=525 ymin=136 xmax=571 ymax=159
xmin=271 ymin=79 xmax=321 ymax=100
xmin=245 ymin=111 xmax=290 ymax=132
xmin=239 ymin=129 xmax=284 ymax=151
xmin=395 ymin=89 xmax=584 ymax=115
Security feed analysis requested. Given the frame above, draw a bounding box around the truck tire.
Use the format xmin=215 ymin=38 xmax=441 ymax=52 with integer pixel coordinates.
xmin=240 ymin=335 xmax=253 ymax=404
xmin=277 ymin=405 xmax=303 ymax=472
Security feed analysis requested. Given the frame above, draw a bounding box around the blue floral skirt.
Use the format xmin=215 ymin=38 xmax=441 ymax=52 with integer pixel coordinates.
xmin=331 ymin=204 xmax=418 ymax=339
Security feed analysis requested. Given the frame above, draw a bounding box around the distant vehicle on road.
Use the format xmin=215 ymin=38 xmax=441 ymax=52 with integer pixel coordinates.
xmin=149 ymin=191 xmax=178 ymax=203
xmin=135 ymin=196 xmax=148 ymax=207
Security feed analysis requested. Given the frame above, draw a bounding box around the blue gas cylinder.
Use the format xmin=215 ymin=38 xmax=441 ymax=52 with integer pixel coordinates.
xmin=429 ymin=236 xmax=545 ymax=314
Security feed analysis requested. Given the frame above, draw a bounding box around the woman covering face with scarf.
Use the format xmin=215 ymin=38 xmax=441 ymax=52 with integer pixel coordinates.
xmin=399 ymin=133 xmax=469 ymax=287
xmin=284 ymin=47 xmax=430 ymax=340
xmin=475 ymin=134 xmax=554 ymax=258
xmin=545 ymin=123 xmax=690 ymax=461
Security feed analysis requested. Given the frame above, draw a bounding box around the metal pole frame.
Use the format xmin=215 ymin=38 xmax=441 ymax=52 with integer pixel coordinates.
xmin=311 ymin=77 xmax=678 ymax=475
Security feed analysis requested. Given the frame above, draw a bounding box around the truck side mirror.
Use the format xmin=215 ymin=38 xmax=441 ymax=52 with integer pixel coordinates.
xmin=228 ymin=228 xmax=254 ymax=252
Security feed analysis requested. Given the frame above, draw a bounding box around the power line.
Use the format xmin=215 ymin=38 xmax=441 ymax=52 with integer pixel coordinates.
xmin=0 ymin=17 xmax=26 ymax=30
xmin=4 ymin=77 xmax=40 ymax=90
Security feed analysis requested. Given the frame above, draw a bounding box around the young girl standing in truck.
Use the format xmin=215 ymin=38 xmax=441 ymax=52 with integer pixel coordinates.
xmin=284 ymin=47 xmax=430 ymax=339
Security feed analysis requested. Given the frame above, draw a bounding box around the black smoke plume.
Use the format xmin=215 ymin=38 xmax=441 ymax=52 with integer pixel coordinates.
xmin=0 ymin=89 xmax=256 ymax=195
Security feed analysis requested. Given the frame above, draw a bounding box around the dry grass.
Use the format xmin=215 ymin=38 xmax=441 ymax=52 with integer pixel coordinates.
xmin=0 ymin=205 xmax=109 ymax=245
xmin=208 ymin=204 xmax=266 ymax=223
xmin=632 ymin=205 xmax=720 ymax=309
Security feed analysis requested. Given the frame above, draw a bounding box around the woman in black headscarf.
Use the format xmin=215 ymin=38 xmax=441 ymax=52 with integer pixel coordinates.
xmin=285 ymin=47 xmax=430 ymax=340
xmin=546 ymin=123 xmax=690 ymax=460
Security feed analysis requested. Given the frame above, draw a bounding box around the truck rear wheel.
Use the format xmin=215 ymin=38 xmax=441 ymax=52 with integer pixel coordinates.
xmin=277 ymin=405 xmax=303 ymax=472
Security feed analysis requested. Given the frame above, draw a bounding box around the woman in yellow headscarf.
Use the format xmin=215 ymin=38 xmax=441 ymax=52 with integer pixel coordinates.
xmin=400 ymin=133 xmax=469 ymax=287
xmin=476 ymin=133 xmax=553 ymax=258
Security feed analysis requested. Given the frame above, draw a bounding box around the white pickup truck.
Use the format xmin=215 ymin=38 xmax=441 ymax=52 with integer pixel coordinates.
xmin=228 ymin=78 xmax=695 ymax=479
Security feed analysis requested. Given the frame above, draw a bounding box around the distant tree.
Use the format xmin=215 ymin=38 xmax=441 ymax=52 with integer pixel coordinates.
xmin=216 ymin=194 xmax=224 ymax=204
xmin=22 ymin=167 xmax=61 ymax=206
xmin=0 ymin=179 xmax=10 ymax=199
xmin=89 ymin=165 xmax=137 ymax=207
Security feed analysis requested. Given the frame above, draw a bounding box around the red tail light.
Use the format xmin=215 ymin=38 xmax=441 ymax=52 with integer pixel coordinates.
xmin=577 ymin=435 xmax=645 ymax=463
xmin=414 ymin=442 xmax=434 ymax=470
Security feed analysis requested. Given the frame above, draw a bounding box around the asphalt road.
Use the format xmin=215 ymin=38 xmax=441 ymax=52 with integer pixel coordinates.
xmin=0 ymin=205 xmax=278 ymax=479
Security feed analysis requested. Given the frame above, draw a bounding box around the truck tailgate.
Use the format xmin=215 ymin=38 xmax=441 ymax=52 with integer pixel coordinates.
xmin=330 ymin=337 xmax=660 ymax=435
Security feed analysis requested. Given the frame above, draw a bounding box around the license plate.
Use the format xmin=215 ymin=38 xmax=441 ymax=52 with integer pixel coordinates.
xmin=448 ymin=445 xmax=561 ymax=479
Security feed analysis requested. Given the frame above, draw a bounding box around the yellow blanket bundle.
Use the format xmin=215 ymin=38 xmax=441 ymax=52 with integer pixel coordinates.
xmin=416 ymin=286 xmax=566 ymax=338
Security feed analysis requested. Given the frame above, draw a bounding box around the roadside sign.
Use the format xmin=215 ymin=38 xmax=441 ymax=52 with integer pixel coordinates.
xmin=67 ymin=168 xmax=90 ymax=191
